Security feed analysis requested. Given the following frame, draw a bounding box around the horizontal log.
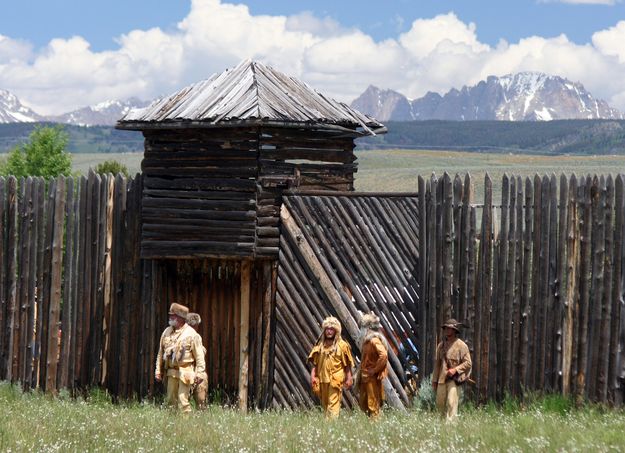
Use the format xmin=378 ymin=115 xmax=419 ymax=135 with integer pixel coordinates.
xmin=142 ymin=167 xmax=257 ymax=177
xmin=257 ymin=217 xmax=280 ymax=227
xmin=256 ymin=226 xmax=280 ymax=237
xmin=257 ymin=197 xmax=280 ymax=206
xmin=141 ymin=249 xmax=255 ymax=259
xmin=259 ymin=127 xmax=356 ymax=142
xmin=145 ymin=148 xmax=257 ymax=158
xmin=257 ymin=205 xmax=280 ymax=217
xmin=254 ymin=247 xmax=280 ymax=256
xmin=299 ymin=174 xmax=355 ymax=184
xmin=142 ymin=158 xmax=256 ymax=168
xmin=142 ymin=223 xmax=255 ymax=235
xmin=141 ymin=240 xmax=255 ymax=251
xmin=259 ymin=149 xmax=356 ymax=163
xmin=142 ymin=207 xmax=256 ymax=220
xmin=144 ymin=176 xmax=256 ymax=191
xmin=142 ymin=231 xmax=255 ymax=242
xmin=260 ymin=138 xmax=354 ymax=149
xmin=143 ymin=189 xmax=255 ymax=201
xmin=142 ymin=197 xmax=255 ymax=210
xmin=145 ymin=128 xmax=258 ymax=142
xmin=256 ymin=238 xmax=280 ymax=247
xmin=260 ymin=160 xmax=356 ymax=175
xmin=142 ymin=216 xmax=256 ymax=229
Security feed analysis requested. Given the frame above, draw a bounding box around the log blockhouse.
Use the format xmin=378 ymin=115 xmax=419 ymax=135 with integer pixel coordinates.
xmin=117 ymin=59 xmax=384 ymax=260
xmin=116 ymin=60 xmax=388 ymax=409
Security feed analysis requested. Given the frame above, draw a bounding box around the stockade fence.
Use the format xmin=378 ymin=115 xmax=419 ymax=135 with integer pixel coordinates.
xmin=418 ymin=172 xmax=625 ymax=405
xmin=0 ymin=172 xmax=624 ymax=406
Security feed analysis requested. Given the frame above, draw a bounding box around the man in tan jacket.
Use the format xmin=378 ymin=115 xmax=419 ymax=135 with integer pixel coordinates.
xmin=432 ymin=319 xmax=472 ymax=420
xmin=155 ymin=303 xmax=206 ymax=413
xmin=357 ymin=312 xmax=388 ymax=418
xmin=186 ymin=312 xmax=208 ymax=409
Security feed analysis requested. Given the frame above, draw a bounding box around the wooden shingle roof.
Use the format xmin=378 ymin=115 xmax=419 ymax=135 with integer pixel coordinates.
xmin=117 ymin=60 xmax=385 ymax=135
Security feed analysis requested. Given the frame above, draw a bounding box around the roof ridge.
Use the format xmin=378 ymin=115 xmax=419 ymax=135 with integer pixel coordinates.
xmin=117 ymin=59 xmax=384 ymax=135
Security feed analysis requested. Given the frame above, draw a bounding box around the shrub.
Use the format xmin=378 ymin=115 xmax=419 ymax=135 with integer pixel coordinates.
xmin=93 ymin=159 xmax=130 ymax=177
xmin=1 ymin=125 xmax=72 ymax=178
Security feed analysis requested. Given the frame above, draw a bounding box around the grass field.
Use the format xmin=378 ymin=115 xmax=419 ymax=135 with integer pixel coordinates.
xmin=0 ymin=383 xmax=623 ymax=452
xmin=355 ymin=150 xmax=625 ymax=202
xmin=4 ymin=149 xmax=625 ymax=200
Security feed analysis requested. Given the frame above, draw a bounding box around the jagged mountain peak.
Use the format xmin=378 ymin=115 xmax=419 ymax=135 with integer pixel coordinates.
xmin=0 ymin=89 xmax=44 ymax=123
xmin=48 ymin=98 xmax=151 ymax=126
xmin=352 ymin=85 xmax=416 ymax=122
xmin=351 ymin=73 xmax=624 ymax=122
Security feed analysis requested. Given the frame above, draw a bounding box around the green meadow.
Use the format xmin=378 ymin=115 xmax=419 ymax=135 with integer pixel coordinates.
xmin=0 ymin=383 xmax=623 ymax=452
xmin=3 ymin=149 xmax=624 ymax=203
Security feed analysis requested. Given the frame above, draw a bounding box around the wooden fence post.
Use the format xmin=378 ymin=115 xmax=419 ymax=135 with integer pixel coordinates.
xmin=608 ymin=175 xmax=624 ymax=403
xmin=239 ymin=259 xmax=251 ymax=411
xmin=45 ymin=177 xmax=66 ymax=393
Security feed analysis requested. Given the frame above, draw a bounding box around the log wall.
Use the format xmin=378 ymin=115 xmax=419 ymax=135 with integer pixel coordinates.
xmin=140 ymin=127 xmax=357 ymax=259
xmin=1 ymin=172 xmax=624 ymax=406
xmin=0 ymin=174 xmax=274 ymax=407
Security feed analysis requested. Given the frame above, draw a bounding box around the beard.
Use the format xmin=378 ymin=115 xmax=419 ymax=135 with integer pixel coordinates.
xmin=168 ymin=319 xmax=177 ymax=327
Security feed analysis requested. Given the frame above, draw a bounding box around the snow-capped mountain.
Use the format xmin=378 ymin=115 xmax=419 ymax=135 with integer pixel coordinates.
xmin=0 ymin=89 xmax=44 ymax=123
xmin=351 ymin=73 xmax=624 ymax=122
xmin=0 ymin=90 xmax=150 ymax=126
xmin=47 ymin=98 xmax=151 ymax=126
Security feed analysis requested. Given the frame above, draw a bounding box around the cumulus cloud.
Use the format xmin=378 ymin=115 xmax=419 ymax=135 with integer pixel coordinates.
xmin=1 ymin=0 xmax=625 ymax=114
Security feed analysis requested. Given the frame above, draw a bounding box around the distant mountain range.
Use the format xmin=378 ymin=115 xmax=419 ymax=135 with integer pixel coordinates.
xmin=351 ymin=72 xmax=624 ymax=122
xmin=2 ymin=71 xmax=624 ymax=127
xmin=0 ymin=90 xmax=149 ymax=126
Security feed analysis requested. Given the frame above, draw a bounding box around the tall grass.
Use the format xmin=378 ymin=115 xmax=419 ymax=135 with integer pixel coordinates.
xmin=0 ymin=382 xmax=623 ymax=452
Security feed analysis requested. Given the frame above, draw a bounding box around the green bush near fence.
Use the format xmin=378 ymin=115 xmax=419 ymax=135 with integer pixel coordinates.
xmin=0 ymin=125 xmax=72 ymax=178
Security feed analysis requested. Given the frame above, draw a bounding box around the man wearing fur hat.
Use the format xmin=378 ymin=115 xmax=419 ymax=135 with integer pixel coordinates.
xmin=186 ymin=312 xmax=208 ymax=409
xmin=357 ymin=312 xmax=389 ymax=418
xmin=432 ymin=319 xmax=472 ymax=420
xmin=308 ymin=316 xmax=354 ymax=418
xmin=155 ymin=303 xmax=206 ymax=413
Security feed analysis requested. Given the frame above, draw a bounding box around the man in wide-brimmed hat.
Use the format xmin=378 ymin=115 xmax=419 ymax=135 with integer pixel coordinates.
xmin=432 ymin=318 xmax=472 ymax=420
xmin=186 ymin=312 xmax=208 ymax=409
xmin=356 ymin=312 xmax=388 ymax=418
xmin=308 ymin=316 xmax=354 ymax=418
xmin=155 ymin=303 xmax=206 ymax=413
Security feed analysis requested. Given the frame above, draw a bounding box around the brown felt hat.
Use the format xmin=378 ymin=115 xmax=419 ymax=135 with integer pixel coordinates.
xmin=441 ymin=318 xmax=462 ymax=332
xmin=168 ymin=303 xmax=189 ymax=319
xmin=187 ymin=312 xmax=201 ymax=326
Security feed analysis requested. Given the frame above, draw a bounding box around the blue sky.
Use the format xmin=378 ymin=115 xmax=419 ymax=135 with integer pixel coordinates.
xmin=2 ymin=0 xmax=623 ymax=49
xmin=1 ymin=0 xmax=624 ymax=114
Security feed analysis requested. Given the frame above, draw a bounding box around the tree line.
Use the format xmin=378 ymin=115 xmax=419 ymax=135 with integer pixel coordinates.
xmin=358 ymin=119 xmax=625 ymax=155
xmin=0 ymin=123 xmax=143 ymax=154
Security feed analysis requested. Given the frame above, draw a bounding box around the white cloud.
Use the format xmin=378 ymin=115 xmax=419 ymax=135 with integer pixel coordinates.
xmin=399 ymin=13 xmax=490 ymax=59
xmin=592 ymin=20 xmax=625 ymax=62
xmin=1 ymin=0 xmax=625 ymax=115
